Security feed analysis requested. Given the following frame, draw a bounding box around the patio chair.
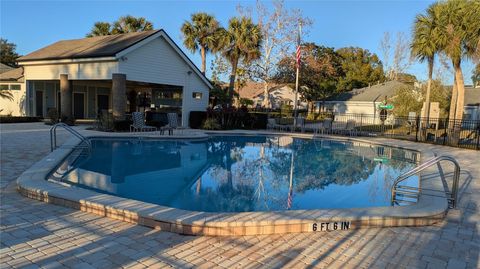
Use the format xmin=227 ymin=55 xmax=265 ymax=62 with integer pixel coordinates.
xmin=164 ymin=113 xmax=186 ymax=135
xmin=342 ymin=120 xmax=357 ymax=136
xmin=130 ymin=112 xmax=157 ymax=132
xmin=290 ymin=117 xmax=305 ymax=132
xmin=319 ymin=119 xmax=333 ymax=135
xmin=267 ymin=118 xmax=287 ymax=131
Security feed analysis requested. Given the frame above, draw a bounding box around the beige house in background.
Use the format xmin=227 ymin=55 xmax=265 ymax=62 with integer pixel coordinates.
xmin=0 ymin=67 xmax=26 ymax=116
xmin=0 ymin=29 xmax=211 ymax=126
xmin=238 ymin=81 xmax=307 ymax=109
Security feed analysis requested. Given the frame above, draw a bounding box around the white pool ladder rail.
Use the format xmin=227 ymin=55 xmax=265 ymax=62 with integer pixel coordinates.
xmin=50 ymin=123 xmax=91 ymax=152
xmin=391 ymin=155 xmax=460 ymax=208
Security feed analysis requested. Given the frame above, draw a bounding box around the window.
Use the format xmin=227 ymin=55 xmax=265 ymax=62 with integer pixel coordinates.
xmin=192 ymin=92 xmax=203 ymax=99
xmin=0 ymin=84 xmax=21 ymax=90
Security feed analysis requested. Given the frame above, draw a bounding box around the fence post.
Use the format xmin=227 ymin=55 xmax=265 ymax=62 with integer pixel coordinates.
xmin=415 ymin=116 xmax=420 ymax=142
xmin=443 ymin=118 xmax=448 ymax=145
xmin=360 ymin=114 xmax=363 ymax=134
xmin=476 ymin=122 xmax=480 ymax=150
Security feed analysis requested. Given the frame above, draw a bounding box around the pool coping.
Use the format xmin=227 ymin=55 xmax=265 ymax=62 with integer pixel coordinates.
xmin=17 ymin=130 xmax=449 ymax=236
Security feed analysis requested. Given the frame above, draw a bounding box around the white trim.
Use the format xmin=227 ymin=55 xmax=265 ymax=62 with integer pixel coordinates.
xmin=115 ymin=30 xmax=212 ymax=89
xmin=18 ymin=57 xmax=117 ymax=66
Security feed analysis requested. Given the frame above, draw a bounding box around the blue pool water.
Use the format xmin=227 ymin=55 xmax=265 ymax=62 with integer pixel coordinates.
xmin=55 ymin=136 xmax=419 ymax=212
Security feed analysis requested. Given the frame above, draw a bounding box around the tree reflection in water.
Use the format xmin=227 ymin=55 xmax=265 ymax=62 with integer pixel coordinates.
xmin=187 ymin=136 xmax=418 ymax=212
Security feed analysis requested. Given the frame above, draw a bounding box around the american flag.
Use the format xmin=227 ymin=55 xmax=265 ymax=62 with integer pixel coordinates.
xmin=296 ymin=26 xmax=301 ymax=68
xmin=296 ymin=41 xmax=301 ymax=69
xmin=287 ymin=188 xmax=293 ymax=210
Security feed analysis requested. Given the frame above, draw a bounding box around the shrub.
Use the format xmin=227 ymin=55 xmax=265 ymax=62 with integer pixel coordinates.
xmin=189 ymin=111 xmax=207 ymax=129
xmin=248 ymin=113 xmax=268 ymax=129
xmin=97 ymin=112 xmax=114 ymax=131
xmin=113 ymin=120 xmax=132 ymax=132
xmin=0 ymin=116 xmax=41 ymax=123
xmin=60 ymin=114 xmax=75 ymax=126
xmin=47 ymin=108 xmax=59 ymax=124
xmin=201 ymin=118 xmax=221 ymax=130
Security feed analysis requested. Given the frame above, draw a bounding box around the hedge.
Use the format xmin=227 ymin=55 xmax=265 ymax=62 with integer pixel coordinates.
xmin=0 ymin=116 xmax=42 ymax=123
xmin=189 ymin=111 xmax=207 ymax=129
xmin=190 ymin=110 xmax=268 ymax=130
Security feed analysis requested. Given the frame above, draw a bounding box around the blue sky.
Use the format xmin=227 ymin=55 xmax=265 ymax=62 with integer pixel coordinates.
xmin=0 ymin=0 xmax=475 ymax=84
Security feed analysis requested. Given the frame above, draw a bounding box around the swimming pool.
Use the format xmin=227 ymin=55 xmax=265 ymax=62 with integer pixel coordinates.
xmin=52 ymin=135 xmax=419 ymax=212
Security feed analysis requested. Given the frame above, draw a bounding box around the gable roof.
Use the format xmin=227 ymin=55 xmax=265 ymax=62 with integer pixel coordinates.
xmin=237 ymin=82 xmax=289 ymax=99
xmin=17 ymin=30 xmax=160 ymax=62
xmin=16 ymin=29 xmax=212 ymax=89
xmin=326 ymin=80 xmax=408 ymax=102
xmin=0 ymin=67 xmax=24 ymax=82
xmin=0 ymin=63 xmax=14 ymax=74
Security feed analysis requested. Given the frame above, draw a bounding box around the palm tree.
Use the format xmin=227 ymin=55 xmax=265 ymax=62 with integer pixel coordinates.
xmin=411 ymin=3 xmax=441 ymax=130
xmin=86 ymin=22 xmax=112 ymax=37
xmin=0 ymin=90 xmax=13 ymax=101
xmin=219 ymin=17 xmax=262 ymax=103
xmin=181 ymin=13 xmax=221 ymax=74
xmin=437 ymin=0 xmax=480 ymax=124
xmin=112 ymin=15 xmax=154 ymax=34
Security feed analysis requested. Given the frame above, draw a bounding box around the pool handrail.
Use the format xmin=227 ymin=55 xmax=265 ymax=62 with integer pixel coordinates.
xmin=391 ymin=155 xmax=460 ymax=208
xmin=50 ymin=123 xmax=91 ymax=152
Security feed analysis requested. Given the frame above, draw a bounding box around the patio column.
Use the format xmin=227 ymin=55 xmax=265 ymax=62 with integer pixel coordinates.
xmin=112 ymin=73 xmax=126 ymax=120
xmin=60 ymin=74 xmax=72 ymax=118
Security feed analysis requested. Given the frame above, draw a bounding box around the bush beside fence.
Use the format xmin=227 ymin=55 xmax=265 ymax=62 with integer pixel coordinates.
xmin=0 ymin=116 xmax=42 ymax=123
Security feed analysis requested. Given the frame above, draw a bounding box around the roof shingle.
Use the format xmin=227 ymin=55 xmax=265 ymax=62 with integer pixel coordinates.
xmin=17 ymin=30 xmax=160 ymax=62
xmin=326 ymin=81 xmax=408 ymax=102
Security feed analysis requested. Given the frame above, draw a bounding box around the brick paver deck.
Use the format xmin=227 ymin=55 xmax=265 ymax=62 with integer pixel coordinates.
xmin=1 ymin=123 xmax=479 ymax=268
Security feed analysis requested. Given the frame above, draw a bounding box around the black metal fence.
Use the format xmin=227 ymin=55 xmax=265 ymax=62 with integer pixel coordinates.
xmin=274 ymin=112 xmax=480 ymax=150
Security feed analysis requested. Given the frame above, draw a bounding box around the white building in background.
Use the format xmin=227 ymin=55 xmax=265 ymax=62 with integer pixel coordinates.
xmin=316 ymin=81 xmax=408 ymax=116
xmin=464 ymin=85 xmax=480 ymax=121
xmin=0 ymin=29 xmax=211 ymax=126
xmin=0 ymin=67 xmax=26 ymax=116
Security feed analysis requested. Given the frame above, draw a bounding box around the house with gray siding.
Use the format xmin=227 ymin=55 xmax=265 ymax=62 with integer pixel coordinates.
xmin=1 ymin=29 xmax=211 ymax=126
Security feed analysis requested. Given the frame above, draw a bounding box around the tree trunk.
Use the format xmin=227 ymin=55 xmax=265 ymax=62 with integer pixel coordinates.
xmin=448 ymin=76 xmax=458 ymax=122
xmin=421 ymin=58 xmax=434 ymax=140
xmin=453 ymin=63 xmax=465 ymax=122
xmin=228 ymin=58 xmax=238 ymax=105
xmin=200 ymin=46 xmax=206 ymax=74
xmin=262 ymin=82 xmax=270 ymax=108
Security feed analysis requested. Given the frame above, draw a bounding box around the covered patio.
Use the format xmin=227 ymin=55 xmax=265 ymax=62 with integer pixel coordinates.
xmin=27 ymin=78 xmax=184 ymax=122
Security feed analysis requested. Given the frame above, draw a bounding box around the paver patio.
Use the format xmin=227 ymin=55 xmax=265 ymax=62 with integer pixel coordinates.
xmin=1 ymin=123 xmax=479 ymax=268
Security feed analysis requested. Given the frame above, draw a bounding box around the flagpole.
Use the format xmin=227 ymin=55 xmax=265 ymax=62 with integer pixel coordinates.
xmin=293 ymin=22 xmax=301 ymax=128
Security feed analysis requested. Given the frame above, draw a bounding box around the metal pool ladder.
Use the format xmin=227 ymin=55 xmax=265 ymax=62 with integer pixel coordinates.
xmin=391 ymin=155 xmax=460 ymax=208
xmin=50 ymin=123 xmax=91 ymax=152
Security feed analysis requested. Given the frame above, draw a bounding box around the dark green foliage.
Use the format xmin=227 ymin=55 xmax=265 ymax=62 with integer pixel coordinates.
xmin=274 ymin=43 xmax=344 ymax=105
xmin=202 ymin=118 xmax=221 ymax=130
xmin=1 ymin=38 xmax=20 ymax=67
xmin=60 ymin=114 xmax=75 ymax=126
xmin=335 ymin=47 xmax=385 ymax=92
xmin=47 ymin=108 xmax=59 ymax=124
xmin=86 ymin=16 xmax=154 ymax=37
xmin=113 ymin=120 xmax=133 ymax=132
xmin=0 ymin=116 xmax=41 ymax=123
xmin=189 ymin=111 xmax=207 ymax=129
xmin=202 ymin=108 xmax=268 ymax=130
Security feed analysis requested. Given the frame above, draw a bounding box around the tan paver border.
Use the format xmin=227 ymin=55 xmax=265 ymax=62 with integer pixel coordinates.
xmin=17 ymin=131 xmax=449 ymax=236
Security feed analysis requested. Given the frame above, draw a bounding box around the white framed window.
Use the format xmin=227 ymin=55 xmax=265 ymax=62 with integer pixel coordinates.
xmin=192 ymin=92 xmax=203 ymax=99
